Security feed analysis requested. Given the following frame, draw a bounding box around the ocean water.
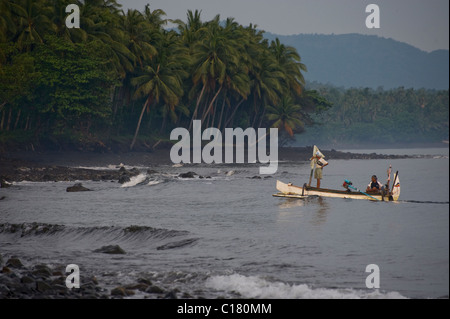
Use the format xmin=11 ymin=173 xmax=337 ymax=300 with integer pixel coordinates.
xmin=0 ymin=148 xmax=448 ymax=299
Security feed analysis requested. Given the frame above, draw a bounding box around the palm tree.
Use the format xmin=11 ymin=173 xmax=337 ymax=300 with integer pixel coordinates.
xmin=50 ymin=0 xmax=87 ymax=43
xmin=265 ymin=95 xmax=304 ymax=137
xmin=246 ymin=40 xmax=285 ymax=128
xmin=188 ymin=14 xmax=242 ymax=130
xmin=79 ymin=0 xmax=134 ymax=79
xmin=121 ymin=8 xmax=157 ymax=68
xmin=0 ymin=0 xmax=15 ymax=44
xmin=9 ymin=0 xmax=55 ymax=51
xmin=129 ymin=31 xmax=188 ymax=150
xmin=143 ymin=4 xmax=168 ymax=29
xmin=270 ymin=38 xmax=307 ymax=97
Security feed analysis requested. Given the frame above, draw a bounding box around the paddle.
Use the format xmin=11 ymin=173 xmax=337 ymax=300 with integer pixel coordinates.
xmin=344 ymin=179 xmax=381 ymax=201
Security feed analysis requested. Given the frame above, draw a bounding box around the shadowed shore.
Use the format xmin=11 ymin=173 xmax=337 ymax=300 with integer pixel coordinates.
xmin=0 ymin=147 xmax=412 ymax=184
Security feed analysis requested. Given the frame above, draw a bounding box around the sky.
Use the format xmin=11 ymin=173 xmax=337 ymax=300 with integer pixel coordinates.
xmin=118 ymin=0 xmax=449 ymax=53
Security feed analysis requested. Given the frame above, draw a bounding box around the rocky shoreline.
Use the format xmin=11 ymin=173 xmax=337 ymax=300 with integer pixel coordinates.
xmin=0 ymin=147 xmax=413 ymax=185
xmin=0 ymin=254 xmax=185 ymax=299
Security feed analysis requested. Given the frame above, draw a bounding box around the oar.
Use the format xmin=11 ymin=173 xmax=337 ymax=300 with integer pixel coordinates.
xmin=344 ymin=179 xmax=381 ymax=201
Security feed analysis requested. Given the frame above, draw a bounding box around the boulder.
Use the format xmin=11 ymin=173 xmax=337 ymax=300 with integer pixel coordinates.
xmin=66 ymin=183 xmax=91 ymax=192
xmin=0 ymin=178 xmax=11 ymax=188
xmin=145 ymin=285 xmax=164 ymax=294
xmin=93 ymin=245 xmax=126 ymax=254
xmin=178 ymin=172 xmax=197 ymax=178
xmin=6 ymin=258 xmax=24 ymax=269
xmin=32 ymin=265 xmax=53 ymax=278
xmin=118 ymin=175 xmax=130 ymax=184
xmin=111 ymin=286 xmax=135 ymax=296
xmin=36 ymin=280 xmax=53 ymax=292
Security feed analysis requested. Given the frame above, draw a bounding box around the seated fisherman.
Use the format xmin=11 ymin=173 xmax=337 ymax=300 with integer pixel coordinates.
xmin=366 ymin=175 xmax=383 ymax=192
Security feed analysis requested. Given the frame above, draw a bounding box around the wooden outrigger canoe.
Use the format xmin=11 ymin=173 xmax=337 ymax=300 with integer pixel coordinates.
xmin=274 ymin=173 xmax=401 ymax=202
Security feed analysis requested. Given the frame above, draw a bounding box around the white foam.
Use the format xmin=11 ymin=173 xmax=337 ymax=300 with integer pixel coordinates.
xmin=121 ymin=174 xmax=147 ymax=188
xmin=205 ymin=274 xmax=407 ymax=299
xmin=147 ymin=180 xmax=162 ymax=186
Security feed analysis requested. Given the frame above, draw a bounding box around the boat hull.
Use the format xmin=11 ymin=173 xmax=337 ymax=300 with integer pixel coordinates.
xmin=275 ymin=180 xmax=399 ymax=201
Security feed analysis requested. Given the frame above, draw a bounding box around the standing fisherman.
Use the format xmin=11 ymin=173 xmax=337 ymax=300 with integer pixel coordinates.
xmin=310 ymin=150 xmax=328 ymax=188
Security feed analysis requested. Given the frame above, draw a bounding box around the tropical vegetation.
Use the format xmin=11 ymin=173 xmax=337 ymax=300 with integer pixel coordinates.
xmin=0 ymin=0 xmax=326 ymax=151
xmin=298 ymin=84 xmax=449 ymax=146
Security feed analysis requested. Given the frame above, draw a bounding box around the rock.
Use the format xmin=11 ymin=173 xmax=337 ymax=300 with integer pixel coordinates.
xmin=93 ymin=245 xmax=126 ymax=254
xmin=21 ymin=276 xmax=35 ymax=284
xmin=111 ymin=286 xmax=135 ymax=296
xmin=36 ymin=280 xmax=53 ymax=292
xmin=66 ymin=183 xmax=91 ymax=192
xmin=0 ymin=254 xmax=3 ymax=266
xmin=164 ymin=290 xmax=178 ymax=299
xmin=145 ymin=285 xmax=164 ymax=294
xmin=0 ymin=178 xmax=11 ymax=188
xmin=147 ymin=169 xmax=158 ymax=174
xmin=6 ymin=258 xmax=24 ymax=269
xmin=1 ymin=266 xmax=11 ymax=274
xmin=179 ymin=172 xmax=197 ymax=178
xmin=118 ymin=175 xmax=130 ymax=184
xmin=137 ymin=277 xmax=152 ymax=286
xmin=32 ymin=265 xmax=53 ymax=278
xmin=124 ymin=283 xmax=148 ymax=292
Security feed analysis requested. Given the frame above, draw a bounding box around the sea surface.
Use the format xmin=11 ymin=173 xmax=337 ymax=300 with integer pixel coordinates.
xmin=1 ymin=147 xmax=448 ymax=299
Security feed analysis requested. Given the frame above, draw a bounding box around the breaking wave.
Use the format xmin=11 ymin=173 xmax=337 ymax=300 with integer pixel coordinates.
xmin=0 ymin=222 xmax=199 ymax=249
xmin=205 ymin=274 xmax=407 ymax=299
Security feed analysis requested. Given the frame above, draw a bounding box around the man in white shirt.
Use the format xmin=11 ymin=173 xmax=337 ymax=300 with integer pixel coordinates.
xmin=310 ymin=152 xmax=328 ymax=188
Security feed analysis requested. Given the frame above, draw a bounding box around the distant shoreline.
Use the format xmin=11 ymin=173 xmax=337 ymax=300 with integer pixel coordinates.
xmin=0 ymin=147 xmax=416 ymax=184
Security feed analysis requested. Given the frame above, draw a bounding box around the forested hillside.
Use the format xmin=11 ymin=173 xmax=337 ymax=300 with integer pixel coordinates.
xmin=264 ymin=33 xmax=449 ymax=90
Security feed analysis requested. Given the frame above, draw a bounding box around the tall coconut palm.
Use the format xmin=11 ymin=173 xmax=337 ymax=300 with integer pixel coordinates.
xmin=9 ymin=0 xmax=55 ymax=51
xmin=80 ymin=0 xmax=134 ymax=79
xmin=143 ymin=4 xmax=168 ymax=29
xmin=265 ymin=95 xmax=304 ymax=137
xmin=121 ymin=8 xmax=157 ymax=68
xmin=188 ymin=15 xmax=241 ymax=130
xmin=129 ymin=31 xmax=188 ymax=150
xmin=270 ymin=38 xmax=307 ymax=97
xmin=0 ymin=0 xmax=15 ymax=43
xmin=50 ymin=0 xmax=86 ymax=43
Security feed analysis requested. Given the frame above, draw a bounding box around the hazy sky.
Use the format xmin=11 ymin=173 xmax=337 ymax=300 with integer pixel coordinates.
xmin=118 ymin=0 xmax=449 ymax=52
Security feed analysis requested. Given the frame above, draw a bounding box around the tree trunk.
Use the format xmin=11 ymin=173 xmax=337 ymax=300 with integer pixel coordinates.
xmin=202 ymin=86 xmax=222 ymax=123
xmin=189 ymin=83 xmax=206 ymax=131
xmin=224 ymin=98 xmax=245 ymax=127
xmin=258 ymin=104 xmax=267 ymax=128
xmin=6 ymin=107 xmax=12 ymax=131
xmin=130 ymin=97 xmax=151 ymax=150
xmin=0 ymin=110 xmax=5 ymax=131
xmin=217 ymin=99 xmax=226 ymax=132
xmin=25 ymin=114 xmax=30 ymax=131
xmin=14 ymin=109 xmax=21 ymax=130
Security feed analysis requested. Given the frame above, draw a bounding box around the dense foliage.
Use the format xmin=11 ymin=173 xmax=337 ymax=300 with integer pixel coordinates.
xmin=1 ymin=0 xmax=327 ymax=151
xmin=297 ymin=84 xmax=449 ymax=146
xmin=1 ymin=1 xmax=447 ymax=152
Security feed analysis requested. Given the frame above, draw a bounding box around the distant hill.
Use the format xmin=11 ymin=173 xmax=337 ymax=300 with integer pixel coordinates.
xmin=264 ymin=33 xmax=449 ymax=90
